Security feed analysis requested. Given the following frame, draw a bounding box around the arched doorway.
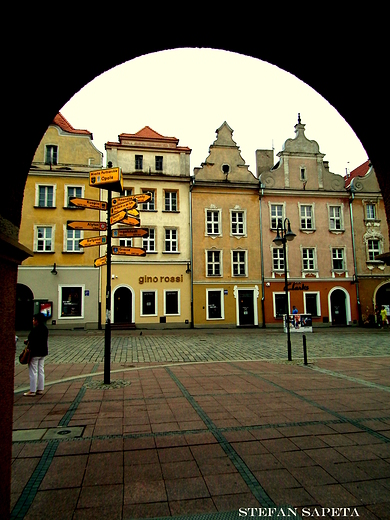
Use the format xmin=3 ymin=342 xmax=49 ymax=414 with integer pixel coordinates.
xmin=113 ymin=286 xmax=134 ymax=327
xmin=330 ymin=288 xmax=348 ymax=326
xmin=375 ymin=282 xmax=390 ymax=309
xmin=15 ymin=284 xmax=34 ymax=330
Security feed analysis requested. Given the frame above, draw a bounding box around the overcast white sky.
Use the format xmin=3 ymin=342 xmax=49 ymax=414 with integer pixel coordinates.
xmin=61 ymin=48 xmax=367 ymax=176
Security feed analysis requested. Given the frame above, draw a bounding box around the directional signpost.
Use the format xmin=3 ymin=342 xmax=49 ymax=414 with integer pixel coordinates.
xmin=66 ymin=167 xmax=153 ymax=384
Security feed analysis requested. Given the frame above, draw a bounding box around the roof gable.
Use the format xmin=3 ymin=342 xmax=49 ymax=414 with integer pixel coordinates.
xmin=52 ymin=113 xmax=92 ymax=138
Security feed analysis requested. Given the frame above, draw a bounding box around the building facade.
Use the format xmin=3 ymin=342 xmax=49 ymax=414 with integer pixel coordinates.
xmin=103 ymin=126 xmax=192 ymax=328
xmin=258 ymin=118 xmax=358 ymax=327
xmin=17 ymin=113 xmax=103 ymax=329
xmin=192 ymin=122 xmax=262 ymax=328
xmin=347 ymin=161 xmax=390 ymax=325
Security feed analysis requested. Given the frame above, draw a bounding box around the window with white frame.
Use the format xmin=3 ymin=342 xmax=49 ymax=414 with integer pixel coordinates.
xmin=272 ymin=247 xmax=285 ymax=271
xmin=329 ymin=205 xmax=343 ymax=231
xmin=206 ymin=250 xmax=221 ymax=276
xmin=143 ymin=228 xmax=156 ymax=252
xmin=164 ymin=228 xmax=178 ymax=252
xmin=332 ymin=248 xmax=344 ymax=270
xmin=206 ymin=289 xmax=224 ymax=320
xmin=142 ymin=189 xmax=155 ymax=210
xmin=367 ymin=239 xmax=381 ymax=261
xmin=66 ymin=186 xmax=83 ymax=207
xmin=45 ymin=145 xmax=58 ymax=165
xmin=304 ymin=292 xmax=321 ymax=317
xmin=36 ymin=185 xmax=55 ymax=207
xmin=273 ymin=292 xmax=289 ymax=318
xmin=141 ymin=290 xmax=157 ymax=316
xmin=232 ymin=250 xmax=247 ymax=276
xmin=35 ymin=226 xmax=53 ymax=252
xmin=66 ymin=228 xmax=81 ymax=252
xmin=302 ymin=248 xmax=316 ymax=271
xmin=270 ymin=204 xmax=283 ymax=229
xmin=119 ymin=238 xmax=132 ymax=247
xmin=206 ymin=209 xmax=221 ymax=235
xmin=230 ymin=210 xmax=245 ymax=236
xmin=300 ymin=205 xmax=313 ymax=230
xmin=164 ymin=190 xmax=178 ymax=211
xmin=164 ymin=290 xmax=180 ymax=315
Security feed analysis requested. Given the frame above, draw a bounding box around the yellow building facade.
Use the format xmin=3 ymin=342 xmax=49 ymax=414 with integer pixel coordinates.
xmin=102 ymin=127 xmax=192 ymax=328
xmin=17 ymin=113 xmax=103 ymax=329
xmin=192 ymin=122 xmax=263 ymax=327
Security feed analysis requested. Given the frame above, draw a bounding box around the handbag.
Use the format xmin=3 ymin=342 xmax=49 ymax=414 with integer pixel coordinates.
xmin=19 ymin=345 xmax=31 ymax=365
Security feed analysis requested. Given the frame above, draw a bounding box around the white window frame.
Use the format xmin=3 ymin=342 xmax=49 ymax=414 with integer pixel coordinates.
xmin=143 ymin=228 xmax=156 ymax=252
xmin=331 ymin=247 xmax=345 ymax=272
xmin=269 ymin=203 xmax=284 ymax=230
xmin=65 ymin=184 xmax=84 ymax=208
xmin=273 ymin=292 xmax=291 ymax=318
xmin=230 ymin=209 xmax=246 ymax=237
xmin=35 ymin=183 xmax=56 ymax=208
xmin=298 ymin=203 xmax=315 ymax=231
xmin=231 ymin=250 xmax=247 ymax=277
xmin=164 ymin=289 xmax=181 ymax=316
xmin=328 ymin=204 xmax=344 ymax=232
xmin=164 ymin=190 xmax=178 ymax=212
xmin=304 ymin=291 xmax=321 ymax=317
xmin=45 ymin=144 xmax=58 ymax=165
xmin=34 ymin=225 xmax=55 ymax=252
xmin=206 ymin=288 xmax=225 ymax=320
xmin=206 ymin=249 xmax=222 ymax=277
xmin=63 ymin=225 xmax=83 ymax=252
xmin=205 ymin=208 xmax=222 ymax=236
xmin=58 ymin=284 xmax=85 ymax=320
xmin=142 ymin=189 xmax=156 ymax=211
xmin=365 ymin=203 xmax=376 ymax=220
xmin=272 ymin=247 xmax=285 ymax=273
xmin=140 ymin=290 xmax=158 ymax=317
xmin=366 ymin=238 xmax=381 ymax=261
xmin=164 ymin=228 xmax=178 ymax=253
xmin=301 ymin=247 xmax=317 ymax=272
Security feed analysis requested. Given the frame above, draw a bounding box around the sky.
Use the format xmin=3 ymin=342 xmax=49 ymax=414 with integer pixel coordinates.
xmin=61 ymin=48 xmax=368 ymax=176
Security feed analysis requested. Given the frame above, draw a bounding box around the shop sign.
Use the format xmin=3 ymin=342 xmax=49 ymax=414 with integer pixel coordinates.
xmin=139 ymin=274 xmax=184 ymax=284
xmin=284 ymin=282 xmax=309 ymax=291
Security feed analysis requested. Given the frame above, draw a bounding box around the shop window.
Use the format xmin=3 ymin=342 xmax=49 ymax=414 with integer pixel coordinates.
xmin=206 ymin=289 xmax=224 ymax=320
xmin=164 ymin=290 xmax=180 ymax=315
xmin=141 ymin=291 xmax=157 ymax=316
xmin=304 ymin=292 xmax=320 ymax=317
xmin=59 ymin=285 xmax=84 ymax=318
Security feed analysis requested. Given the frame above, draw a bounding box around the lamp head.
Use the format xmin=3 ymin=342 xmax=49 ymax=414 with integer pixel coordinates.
xmin=273 ymin=228 xmax=283 ymax=246
xmin=285 ymin=220 xmax=296 ymax=241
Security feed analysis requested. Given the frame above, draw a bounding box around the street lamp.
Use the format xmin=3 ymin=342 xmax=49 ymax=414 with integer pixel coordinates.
xmin=273 ymin=217 xmax=296 ymax=361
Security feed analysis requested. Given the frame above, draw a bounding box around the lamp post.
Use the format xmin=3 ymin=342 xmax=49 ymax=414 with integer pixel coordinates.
xmin=273 ymin=217 xmax=296 ymax=361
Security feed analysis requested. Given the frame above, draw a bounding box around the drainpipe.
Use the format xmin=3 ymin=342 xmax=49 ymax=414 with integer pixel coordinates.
xmin=348 ymin=187 xmax=362 ymax=325
xmin=259 ymin=182 xmax=266 ymax=327
xmin=189 ymin=178 xmax=194 ymax=328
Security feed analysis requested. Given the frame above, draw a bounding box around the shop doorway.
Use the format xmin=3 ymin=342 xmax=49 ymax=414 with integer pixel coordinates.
xmin=238 ymin=290 xmax=255 ymax=326
xmin=15 ymin=284 xmax=34 ymax=330
xmin=375 ymin=282 xmax=390 ymax=309
xmin=113 ymin=286 xmax=133 ymax=327
xmin=330 ymin=289 xmax=347 ymax=325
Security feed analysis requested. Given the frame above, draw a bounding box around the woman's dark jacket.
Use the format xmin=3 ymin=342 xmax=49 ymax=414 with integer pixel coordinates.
xmin=28 ymin=323 xmax=49 ymax=357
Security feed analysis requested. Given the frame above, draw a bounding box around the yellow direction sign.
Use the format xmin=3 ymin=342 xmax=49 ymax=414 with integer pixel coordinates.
xmin=69 ymin=197 xmax=107 ymax=211
xmin=79 ymin=236 xmax=107 ymax=248
xmin=94 ymin=255 xmax=107 ymax=267
xmin=121 ymin=215 xmax=140 ymax=226
xmin=110 ymin=210 xmax=127 ymax=225
xmin=112 ymin=246 xmax=146 ymax=257
xmin=112 ymin=228 xmax=149 ymax=238
xmin=89 ymin=167 xmax=123 ymax=192
xmin=112 ymin=193 xmax=151 ymax=205
xmin=110 ymin=199 xmax=136 ymax=215
xmin=67 ymin=220 xmax=107 ymax=231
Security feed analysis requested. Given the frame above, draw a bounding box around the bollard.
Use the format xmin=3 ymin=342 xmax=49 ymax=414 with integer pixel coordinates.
xmin=303 ymin=334 xmax=308 ymax=365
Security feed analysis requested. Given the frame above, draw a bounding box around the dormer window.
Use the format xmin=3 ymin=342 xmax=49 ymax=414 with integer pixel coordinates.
xmin=45 ymin=145 xmax=58 ymax=165
xmin=300 ymin=167 xmax=306 ymax=181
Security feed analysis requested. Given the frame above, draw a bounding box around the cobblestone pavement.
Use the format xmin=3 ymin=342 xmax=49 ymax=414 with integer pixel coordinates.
xmin=15 ymin=327 xmax=390 ymax=365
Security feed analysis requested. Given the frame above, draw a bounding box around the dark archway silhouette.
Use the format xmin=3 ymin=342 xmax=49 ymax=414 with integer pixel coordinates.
xmin=2 ymin=17 xmax=388 ymax=516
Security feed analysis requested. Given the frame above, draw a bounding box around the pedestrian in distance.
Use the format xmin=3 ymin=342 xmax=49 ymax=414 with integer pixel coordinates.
xmin=23 ymin=313 xmax=49 ymax=397
xmin=380 ymin=306 xmax=388 ymax=329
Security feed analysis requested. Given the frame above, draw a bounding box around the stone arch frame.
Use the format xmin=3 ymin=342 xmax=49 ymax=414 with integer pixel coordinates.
xmin=112 ymin=284 xmax=135 ymax=324
xmin=328 ymin=286 xmax=352 ymax=325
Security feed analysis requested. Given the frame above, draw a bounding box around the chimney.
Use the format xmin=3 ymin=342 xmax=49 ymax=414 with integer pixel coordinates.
xmin=256 ymin=149 xmax=274 ymax=177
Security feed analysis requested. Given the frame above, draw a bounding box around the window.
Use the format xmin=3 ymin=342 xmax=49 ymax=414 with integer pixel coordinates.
xmin=231 ymin=210 xmax=245 ymax=236
xmin=206 ymin=289 xmax=224 ymax=320
xmin=66 ymin=229 xmax=81 ymax=252
xmin=270 ymin=204 xmax=283 ymax=229
xmin=274 ymin=293 xmax=288 ymax=318
xmin=305 ymin=293 xmax=320 ymax=317
xmin=142 ymin=189 xmax=155 ymax=210
xmin=164 ymin=229 xmax=177 ymax=252
xmin=206 ymin=250 xmax=221 ymax=276
xmin=45 ymin=145 xmax=58 ymax=165
xmin=35 ymin=226 xmax=53 ymax=252
xmin=206 ymin=210 xmax=221 ymax=235
xmin=332 ymin=248 xmax=344 ymax=270
xmin=119 ymin=238 xmax=132 ymax=247
xmin=300 ymin=205 xmax=313 ymax=230
xmin=232 ymin=250 xmax=246 ymax=276
xmin=366 ymin=203 xmax=376 ymax=220
xmin=59 ymin=286 xmax=83 ymax=318
xmin=302 ymin=248 xmax=315 ymax=270
xmin=367 ymin=239 xmax=381 ymax=260
xmin=38 ymin=185 xmax=54 ymax=207
xmin=164 ymin=191 xmax=178 ymax=211
xmin=141 ymin=291 xmax=157 ymax=316
xmin=329 ymin=206 xmax=342 ymax=230
xmin=135 ymin=155 xmax=143 ymax=170
xmin=143 ymin=228 xmax=156 ymax=252
xmin=273 ymin=248 xmax=284 ymax=271
xmin=66 ymin=186 xmax=82 ymax=207
xmin=164 ymin=290 xmax=180 ymax=315
xmin=300 ymin=167 xmax=306 ymax=181
xmin=155 ymin=156 xmax=163 ymax=171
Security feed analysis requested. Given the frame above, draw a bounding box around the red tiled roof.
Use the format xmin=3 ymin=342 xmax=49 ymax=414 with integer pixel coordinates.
xmin=345 ymin=160 xmax=371 ymax=187
xmin=52 ymin=113 xmax=93 ymax=138
xmin=106 ymin=126 xmax=191 ymax=152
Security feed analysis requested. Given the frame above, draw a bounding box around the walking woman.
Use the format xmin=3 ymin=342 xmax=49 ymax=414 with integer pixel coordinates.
xmin=24 ymin=313 xmax=49 ymax=397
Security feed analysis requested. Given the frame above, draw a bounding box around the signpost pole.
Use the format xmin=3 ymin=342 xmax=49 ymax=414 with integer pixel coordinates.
xmin=104 ymin=189 xmax=112 ymax=384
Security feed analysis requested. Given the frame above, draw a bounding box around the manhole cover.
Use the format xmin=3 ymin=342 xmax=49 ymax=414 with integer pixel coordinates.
xmin=42 ymin=426 xmax=84 ymax=440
